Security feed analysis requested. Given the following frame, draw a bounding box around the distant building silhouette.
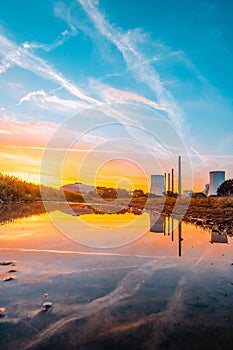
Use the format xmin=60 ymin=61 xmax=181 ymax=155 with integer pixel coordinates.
xmin=61 ymin=182 xmax=95 ymax=194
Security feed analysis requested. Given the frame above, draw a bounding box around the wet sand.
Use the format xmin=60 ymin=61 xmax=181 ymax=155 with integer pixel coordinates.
xmin=1 ymin=254 xmax=233 ymax=350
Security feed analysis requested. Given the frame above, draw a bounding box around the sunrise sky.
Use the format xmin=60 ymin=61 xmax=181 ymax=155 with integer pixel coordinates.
xmin=0 ymin=0 xmax=232 ymax=192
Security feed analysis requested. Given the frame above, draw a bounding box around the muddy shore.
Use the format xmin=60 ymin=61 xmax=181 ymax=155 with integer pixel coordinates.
xmin=163 ymin=205 xmax=233 ymax=234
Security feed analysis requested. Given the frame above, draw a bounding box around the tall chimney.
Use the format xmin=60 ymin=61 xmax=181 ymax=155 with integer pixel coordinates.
xmin=178 ymin=156 xmax=181 ymax=197
xmin=168 ymin=173 xmax=170 ymax=192
xmin=171 ymin=168 xmax=174 ymax=193
xmin=164 ymin=173 xmax=167 ymax=194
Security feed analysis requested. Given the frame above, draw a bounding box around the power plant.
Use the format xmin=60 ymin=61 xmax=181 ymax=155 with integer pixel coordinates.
xmin=208 ymin=171 xmax=225 ymax=196
xmin=164 ymin=170 xmax=175 ymax=194
xmin=151 ymin=156 xmax=181 ymax=196
xmin=152 ymin=156 xmax=227 ymax=197
xmin=150 ymin=175 xmax=165 ymax=196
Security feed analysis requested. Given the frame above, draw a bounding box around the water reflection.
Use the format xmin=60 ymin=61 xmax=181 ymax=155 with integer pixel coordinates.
xmin=1 ymin=208 xmax=233 ymax=350
xmin=178 ymin=221 xmax=183 ymax=257
xmin=149 ymin=213 xmax=165 ymax=233
xmin=211 ymin=231 xmax=228 ymax=244
xmin=1 ymin=203 xmax=231 ymax=257
xmin=0 ymin=202 xmax=46 ymax=225
xmin=150 ymin=214 xmax=183 ymax=256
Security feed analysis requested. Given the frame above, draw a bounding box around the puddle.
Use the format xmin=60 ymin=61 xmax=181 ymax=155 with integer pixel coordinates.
xmin=0 ymin=207 xmax=233 ymax=349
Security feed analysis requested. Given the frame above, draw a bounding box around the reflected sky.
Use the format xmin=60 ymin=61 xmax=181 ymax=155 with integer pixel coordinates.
xmin=1 ymin=209 xmax=233 ymax=350
xmin=0 ymin=210 xmax=232 ymax=263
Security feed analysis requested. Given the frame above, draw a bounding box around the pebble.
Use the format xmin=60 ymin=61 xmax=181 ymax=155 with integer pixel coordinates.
xmin=2 ymin=275 xmax=15 ymax=282
xmin=0 ymin=260 xmax=17 ymax=266
xmin=0 ymin=307 xmax=5 ymax=317
xmin=42 ymin=301 xmax=53 ymax=312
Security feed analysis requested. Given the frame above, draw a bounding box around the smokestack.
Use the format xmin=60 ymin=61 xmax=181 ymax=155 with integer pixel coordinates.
xmin=164 ymin=173 xmax=166 ymax=193
xmin=168 ymin=173 xmax=170 ymax=192
xmin=171 ymin=168 xmax=174 ymax=193
xmin=178 ymin=156 xmax=181 ymax=197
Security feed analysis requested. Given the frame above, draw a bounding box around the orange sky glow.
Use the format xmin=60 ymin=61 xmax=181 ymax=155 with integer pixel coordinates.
xmin=0 ymin=117 xmax=230 ymax=193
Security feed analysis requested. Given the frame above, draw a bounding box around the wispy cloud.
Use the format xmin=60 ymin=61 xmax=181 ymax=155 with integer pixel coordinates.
xmin=0 ymin=33 xmax=98 ymax=104
xmin=77 ymin=0 xmax=184 ymax=135
xmin=0 ymin=116 xmax=57 ymax=147
xmin=0 ymin=57 xmax=11 ymax=74
xmin=99 ymin=85 xmax=169 ymax=113
xmin=19 ymin=90 xmax=88 ymax=111
xmin=23 ymin=26 xmax=77 ymax=52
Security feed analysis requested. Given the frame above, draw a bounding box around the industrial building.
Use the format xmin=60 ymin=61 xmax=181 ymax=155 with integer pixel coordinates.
xmin=150 ymin=175 xmax=165 ymax=196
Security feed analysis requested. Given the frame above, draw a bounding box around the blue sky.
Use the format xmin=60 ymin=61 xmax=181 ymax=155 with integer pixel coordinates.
xmin=0 ymin=0 xmax=232 ymax=190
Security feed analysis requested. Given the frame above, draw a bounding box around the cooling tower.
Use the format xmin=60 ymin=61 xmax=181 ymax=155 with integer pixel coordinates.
xmin=208 ymin=171 xmax=225 ymax=196
xmin=150 ymin=175 xmax=165 ymax=196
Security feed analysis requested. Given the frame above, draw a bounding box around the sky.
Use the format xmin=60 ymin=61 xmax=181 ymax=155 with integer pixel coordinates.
xmin=0 ymin=0 xmax=232 ymax=192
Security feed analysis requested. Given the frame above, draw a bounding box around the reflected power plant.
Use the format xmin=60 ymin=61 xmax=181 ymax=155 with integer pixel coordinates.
xmin=149 ymin=213 xmax=183 ymax=257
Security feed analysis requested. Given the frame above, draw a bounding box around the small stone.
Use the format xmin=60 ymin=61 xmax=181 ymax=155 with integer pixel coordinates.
xmin=0 ymin=307 xmax=6 ymax=317
xmin=3 ymin=275 xmax=15 ymax=282
xmin=42 ymin=301 xmax=53 ymax=312
xmin=44 ymin=293 xmax=48 ymax=298
xmin=0 ymin=260 xmax=17 ymax=266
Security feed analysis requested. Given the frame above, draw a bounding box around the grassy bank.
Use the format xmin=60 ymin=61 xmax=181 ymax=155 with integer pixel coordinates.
xmin=0 ymin=173 xmax=86 ymax=203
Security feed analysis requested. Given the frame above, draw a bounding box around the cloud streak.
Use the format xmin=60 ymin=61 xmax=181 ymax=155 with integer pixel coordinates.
xmin=23 ymin=26 xmax=77 ymax=52
xmin=0 ymin=33 xmax=98 ymax=105
xmin=77 ymin=0 xmax=184 ymax=135
xmin=99 ymin=86 xmax=169 ymax=113
xmin=19 ymin=90 xmax=88 ymax=111
xmin=0 ymin=116 xmax=58 ymax=147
